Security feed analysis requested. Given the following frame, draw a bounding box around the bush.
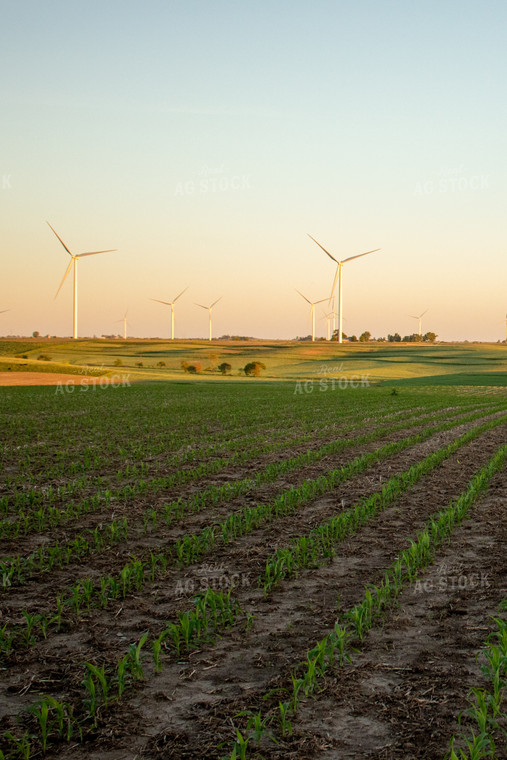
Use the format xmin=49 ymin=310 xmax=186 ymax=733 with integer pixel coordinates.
xmin=218 ymin=362 xmax=232 ymax=375
xmin=182 ymin=361 xmax=202 ymax=374
xmin=157 ymin=361 xmax=166 ymax=367
xmin=244 ymin=361 xmax=266 ymax=377
xmin=135 ymin=361 xmax=143 ymax=368
xmin=114 ymin=358 xmax=123 ymax=367
xmin=37 ymin=354 xmax=52 ymax=362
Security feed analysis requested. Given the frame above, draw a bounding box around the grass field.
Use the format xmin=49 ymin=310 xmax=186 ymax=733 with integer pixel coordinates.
xmin=0 ymin=381 xmax=506 ymax=759
xmin=1 ymin=338 xmax=506 ymax=386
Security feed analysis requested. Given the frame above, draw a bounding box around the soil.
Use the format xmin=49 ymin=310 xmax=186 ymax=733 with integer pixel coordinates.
xmin=0 ymin=373 xmax=116 ymax=386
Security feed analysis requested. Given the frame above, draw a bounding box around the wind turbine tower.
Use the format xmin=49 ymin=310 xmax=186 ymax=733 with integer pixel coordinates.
xmin=48 ymin=222 xmax=116 ymax=339
xmin=409 ymin=309 xmax=428 ymax=338
xmin=116 ymin=310 xmax=129 ymax=340
xmin=195 ymin=297 xmax=222 ymax=341
xmin=307 ymin=234 xmax=380 ymax=344
xmin=296 ymin=290 xmax=326 ymax=342
xmin=151 ymin=287 xmax=188 ymax=340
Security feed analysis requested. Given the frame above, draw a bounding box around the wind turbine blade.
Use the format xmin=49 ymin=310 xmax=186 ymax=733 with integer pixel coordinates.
xmin=307 ymin=234 xmax=338 ymax=263
xmin=328 ymin=267 xmax=340 ymax=302
xmin=342 ymin=248 xmax=380 ymax=264
xmin=195 ymin=303 xmax=208 ymax=310
xmin=0 ymin=309 xmax=10 ymax=314
xmin=173 ymin=286 xmax=189 ymax=303
xmin=295 ymin=289 xmax=311 ymax=305
xmin=151 ymin=298 xmax=172 ymax=306
xmin=419 ymin=309 xmax=428 ymax=318
xmin=409 ymin=315 xmax=419 ymax=320
xmin=46 ymin=222 xmax=73 ymax=256
xmin=54 ymin=258 xmax=74 ymax=299
xmin=76 ymin=249 xmax=116 ymax=258
xmin=210 ymin=296 xmax=222 ymax=309
xmin=314 ymin=298 xmax=327 ymax=305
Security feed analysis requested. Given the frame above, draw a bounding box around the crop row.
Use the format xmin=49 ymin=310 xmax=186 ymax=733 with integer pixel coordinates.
xmin=0 ymin=395 xmax=462 ymax=518
xmin=1 ymin=384 xmax=420 ymax=480
xmin=0 ymin=397 xmax=448 ymax=535
xmin=220 ymin=442 xmax=507 ymax=758
xmin=0 ymin=401 xmax=484 ymax=572
xmin=0 ymin=587 xmax=245 ymax=759
xmin=446 ymin=609 xmax=507 ymax=759
xmin=1 ymin=412 xmax=504 ymax=662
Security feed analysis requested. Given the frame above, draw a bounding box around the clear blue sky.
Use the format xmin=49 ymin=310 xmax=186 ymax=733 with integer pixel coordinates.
xmin=1 ymin=0 xmax=506 ymax=340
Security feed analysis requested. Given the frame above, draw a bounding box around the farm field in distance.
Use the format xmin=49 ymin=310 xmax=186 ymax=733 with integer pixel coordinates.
xmin=1 ymin=338 xmax=507 ymax=387
xmin=1 ymin=380 xmax=507 ymax=759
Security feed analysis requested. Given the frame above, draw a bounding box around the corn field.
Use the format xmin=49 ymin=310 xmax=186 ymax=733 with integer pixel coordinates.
xmin=0 ymin=382 xmax=506 ymax=759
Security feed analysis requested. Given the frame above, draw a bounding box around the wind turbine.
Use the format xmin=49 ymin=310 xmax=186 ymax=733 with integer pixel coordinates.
xmin=151 ymin=287 xmax=188 ymax=340
xmin=296 ymin=290 xmax=327 ymax=341
xmin=48 ymin=222 xmax=116 ymax=339
xmin=409 ymin=309 xmax=428 ymax=338
xmin=0 ymin=309 xmax=10 ymax=315
xmin=195 ymin=297 xmax=222 ymax=341
xmin=116 ymin=310 xmax=129 ymax=340
xmin=321 ymin=309 xmax=336 ymax=341
xmin=307 ymin=234 xmax=380 ymax=344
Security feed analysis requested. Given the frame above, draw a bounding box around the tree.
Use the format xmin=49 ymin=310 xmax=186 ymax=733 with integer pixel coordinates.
xmin=387 ymin=333 xmax=401 ymax=342
xmin=424 ymin=332 xmax=437 ymax=342
xmin=332 ymin=330 xmax=347 ymax=341
xmin=218 ymin=362 xmax=232 ymax=375
xmin=244 ymin=361 xmax=266 ymax=377
xmin=359 ymin=331 xmax=371 ymax=342
xmin=32 ymin=331 xmax=39 ymax=338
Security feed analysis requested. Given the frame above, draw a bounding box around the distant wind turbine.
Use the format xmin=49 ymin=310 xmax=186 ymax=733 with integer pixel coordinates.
xmin=151 ymin=287 xmax=188 ymax=340
xmin=296 ymin=290 xmax=327 ymax=342
xmin=307 ymin=234 xmax=380 ymax=344
xmin=409 ymin=309 xmax=428 ymax=337
xmin=321 ymin=309 xmax=336 ymax=341
xmin=116 ymin=310 xmax=129 ymax=340
xmin=48 ymin=222 xmax=116 ymax=339
xmin=195 ymin=297 xmax=222 ymax=341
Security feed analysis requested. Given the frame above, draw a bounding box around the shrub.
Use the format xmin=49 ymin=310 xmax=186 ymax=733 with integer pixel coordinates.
xmin=244 ymin=361 xmax=266 ymax=377
xmin=157 ymin=361 xmax=166 ymax=368
xmin=135 ymin=361 xmax=143 ymax=368
xmin=37 ymin=354 xmax=52 ymax=362
xmin=218 ymin=362 xmax=232 ymax=375
xmin=114 ymin=358 xmax=123 ymax=367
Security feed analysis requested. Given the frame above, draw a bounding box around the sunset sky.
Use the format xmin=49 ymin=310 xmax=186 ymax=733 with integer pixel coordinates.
xmin=1 ymin=0 xmax=506 ymax=341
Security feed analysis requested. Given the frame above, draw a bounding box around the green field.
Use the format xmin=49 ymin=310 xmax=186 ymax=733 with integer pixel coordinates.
xmin=1 ymin=337 xmax=506 ymax=386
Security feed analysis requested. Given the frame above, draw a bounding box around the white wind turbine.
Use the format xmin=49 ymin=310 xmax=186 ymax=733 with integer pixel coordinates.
xmin=307 ymin=234 xmax=380 ymax=344
xmin=151 ymin=287 xmax=188 ymax=340
xmin=116 ymin=310 xmax=129 ymax=340
xmin=409 ymin=309 xmax=428 ymax=338
xmin=48 ymin=222 xmax=116 ymax=339
xmin=321 ymin=309 xmax=336 ymax=341
xmin=296 ymin=290 xmax=327 ymax=342
xmin=195 ymin=297 xmax=222 ymax=341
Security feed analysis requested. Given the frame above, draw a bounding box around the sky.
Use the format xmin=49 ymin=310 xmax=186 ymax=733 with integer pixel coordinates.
xmin=1 ymin=0 xmax=506 ymax=341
